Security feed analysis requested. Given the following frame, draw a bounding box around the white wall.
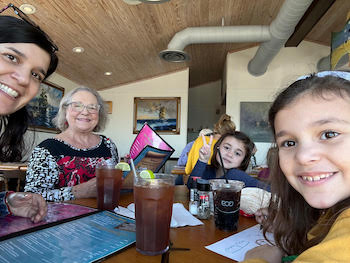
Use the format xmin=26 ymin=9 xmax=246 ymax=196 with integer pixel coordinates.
xmin=99 ymin=69 xmax=189 ymax=158
xmin=46 ymin=73 xmax=80 ymax=94
xmin=187 ymin=80 xmax=224 ymax=142
xmin=225 ymin=41 xmax=329 ymax=165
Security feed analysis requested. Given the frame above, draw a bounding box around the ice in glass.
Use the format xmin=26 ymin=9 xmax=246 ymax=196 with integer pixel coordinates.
xmin=134 ymin=174 xmax=175 ymax=255
xmin=96 ymin=163 xmax=123 ymax=211
xmin=213 ymin=180 xmax=244 ymax=231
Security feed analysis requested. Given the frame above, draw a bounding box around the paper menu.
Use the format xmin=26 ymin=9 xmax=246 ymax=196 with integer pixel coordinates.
xmin=0 ymin=203 xmax=97 ymax=240
xmin=123 ymin=123 xmax=175 ymax=178
xmin=0 ymin=211 xmax=136 ymax=263
xmin=205 ymin=224 xmax=274 ymax=262
xmin=129 ymin=123 xmax=173 ymax=160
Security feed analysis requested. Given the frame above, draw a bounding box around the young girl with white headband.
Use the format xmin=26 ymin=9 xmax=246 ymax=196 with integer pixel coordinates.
xmin=244 ymin=71 xmax=350 ymax=263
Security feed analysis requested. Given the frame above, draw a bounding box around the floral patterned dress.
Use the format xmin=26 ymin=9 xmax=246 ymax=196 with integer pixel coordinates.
xmin=24 ymin=135 xmax=118 ymax=201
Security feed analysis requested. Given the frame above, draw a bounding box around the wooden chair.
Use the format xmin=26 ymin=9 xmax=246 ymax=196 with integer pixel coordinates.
xmin=0 ymin=170 xmax=26 ymax=192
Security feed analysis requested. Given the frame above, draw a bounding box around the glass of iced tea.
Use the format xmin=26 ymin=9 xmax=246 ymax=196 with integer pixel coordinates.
xmin=96 ymin=161 xmax=123 ymax=211
xmin=213 ymin=180 xmax=245 ymax=231
xmin=134 ymin=173 xmax=175 ymax=255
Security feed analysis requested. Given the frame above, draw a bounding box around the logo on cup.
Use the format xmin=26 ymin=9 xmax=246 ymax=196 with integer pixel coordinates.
xmin=221 ymin=200 xmax=234 ymax=207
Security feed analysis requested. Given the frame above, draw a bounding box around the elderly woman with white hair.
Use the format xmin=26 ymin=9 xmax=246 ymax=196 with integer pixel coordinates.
xmin=25 ymin=87 xmax=119 ymax=201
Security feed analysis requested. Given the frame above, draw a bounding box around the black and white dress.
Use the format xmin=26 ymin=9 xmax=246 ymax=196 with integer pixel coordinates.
xmin=24 ymin=135 xmax=118 ymax=201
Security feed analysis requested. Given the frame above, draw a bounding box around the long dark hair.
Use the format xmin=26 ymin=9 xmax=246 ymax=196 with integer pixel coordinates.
xmin=210 ymin=131 xmax=255 ymax=171
xmin=264 ymin=73 xmax=350 ymax=255
xmin=0 ymin=16 xmax=58 ymax=78
xmin=0 ymin=16 xmax=59 ymax=161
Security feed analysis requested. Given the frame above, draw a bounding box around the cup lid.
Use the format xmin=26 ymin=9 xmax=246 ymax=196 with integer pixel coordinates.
xmin=197 ymin=179 xmax=210 ymax=191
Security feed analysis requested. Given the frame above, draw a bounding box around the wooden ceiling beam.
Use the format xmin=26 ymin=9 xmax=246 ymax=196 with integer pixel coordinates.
xmin=285 ymin=0 xmax=336 ymax=47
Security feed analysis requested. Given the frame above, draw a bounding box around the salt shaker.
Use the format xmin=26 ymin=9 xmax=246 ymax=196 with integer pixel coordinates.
xmin=189 ymin=176 xmax=200 ymax=215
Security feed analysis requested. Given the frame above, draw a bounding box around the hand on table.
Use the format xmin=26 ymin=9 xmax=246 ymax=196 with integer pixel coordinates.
xmin=7 ymin=192 xmax=47 ymax=223
xmin=255 ymin=207 xmax=268 ymax=225
xmin=255 ymin=207 xmax=274 ymax=232
xmin=198 ymin=134 xmax=213 ymax=164
xmin=244 ymin=244 xmax=283 ymax=263
xmin=72 ymin=178 xmax=97 ymax=199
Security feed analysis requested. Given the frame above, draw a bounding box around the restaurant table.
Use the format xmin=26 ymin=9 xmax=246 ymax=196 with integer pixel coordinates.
xmin=170 ymin=166 xmax=188 ymax=184
xmin=71 ymin=185 xmax=257 ymax=263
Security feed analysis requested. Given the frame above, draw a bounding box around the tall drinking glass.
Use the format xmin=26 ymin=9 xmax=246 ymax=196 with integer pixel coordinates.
xmin=96 ymin=161 xmax=123 ymax=211
xmin=134 ymin=173 xmax=175 ymax=255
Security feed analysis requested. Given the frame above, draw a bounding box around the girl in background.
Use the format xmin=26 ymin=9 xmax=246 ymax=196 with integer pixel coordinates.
xmin=188 ymin=131 xmax=266 ymax=189
xmin=185 ymin=113 xmax=236 ymax=175
xmin=244 ymin=71 xmax=350 ymax=263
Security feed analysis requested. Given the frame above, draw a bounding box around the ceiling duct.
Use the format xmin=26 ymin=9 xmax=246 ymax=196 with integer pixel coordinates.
xmin=159 ymin=26 xmax=271 ymax=62
xmin=160 ymin=0 xmax=313 ymax=76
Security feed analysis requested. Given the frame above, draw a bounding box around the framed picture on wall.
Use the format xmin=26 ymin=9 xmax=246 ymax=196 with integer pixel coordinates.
xmin=240 ymin=102 xmax=273 ymax=142
xmin=27 ymin=81 xmax=65 ymax=133
xmin=105 ymin=101 xmax=113 ymax=114
xmin=133 ymin=97 xmax=180 ymax=134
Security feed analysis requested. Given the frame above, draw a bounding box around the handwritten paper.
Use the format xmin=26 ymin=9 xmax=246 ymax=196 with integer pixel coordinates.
xmin=205 ymin=224 xmax=274 ymax=262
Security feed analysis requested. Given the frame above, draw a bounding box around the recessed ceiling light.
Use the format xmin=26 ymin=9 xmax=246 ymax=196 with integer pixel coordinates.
xmin=104 ymin=72 xmax=112 ymax=76
xmin=139 ymin=0 xmax=170 ymax=3
xmin=19 ymin=4 xmax=36 ymax=14
xmin=72 ymin=47 xmax=84 ymax=53
xmin=123 ymin=0 xmax=142 ymax=5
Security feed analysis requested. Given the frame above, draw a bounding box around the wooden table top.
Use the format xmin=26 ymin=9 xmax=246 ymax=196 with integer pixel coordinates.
xmin=72 ymin=185 xmax=257 ymax=263
xmin=170 ymin=166 xmax=186 ymax=175
xmin=0 ymin=162 xmax=28 ymax=171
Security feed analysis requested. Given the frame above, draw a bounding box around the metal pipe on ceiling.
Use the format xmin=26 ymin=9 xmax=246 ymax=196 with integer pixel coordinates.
xmin=160 ymin=0 xmax=314 ymax=76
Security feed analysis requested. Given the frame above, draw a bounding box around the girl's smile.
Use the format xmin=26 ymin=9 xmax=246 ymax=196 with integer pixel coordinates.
xmin=216 ymin=136 xmax=246 ymax=169
xmin=275 ymin=93 xmax=350 ymax=209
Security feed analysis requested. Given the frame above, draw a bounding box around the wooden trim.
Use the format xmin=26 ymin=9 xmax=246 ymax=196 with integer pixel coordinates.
xmin=285 ymin=0 xmax=336 ymax=47
xmin=227 ymin=43 xmax=260 ymax=54
xmin=303 ymin=38 xmax=330 ymax=47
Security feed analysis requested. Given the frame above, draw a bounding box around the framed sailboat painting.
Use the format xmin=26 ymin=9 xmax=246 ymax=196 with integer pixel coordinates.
xmin=133 ymin=97 xmax=180 ymax=134
xmin=27 ymin=81 xmax=65 ymax=133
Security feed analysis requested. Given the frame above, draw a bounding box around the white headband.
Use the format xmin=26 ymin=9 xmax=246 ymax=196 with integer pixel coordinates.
xmin=297 ymin=71 xmax=350 ymax=81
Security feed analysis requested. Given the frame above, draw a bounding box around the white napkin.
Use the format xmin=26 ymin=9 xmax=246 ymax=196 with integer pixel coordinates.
xmin=114 ymin=203 xmax=203 ymax=228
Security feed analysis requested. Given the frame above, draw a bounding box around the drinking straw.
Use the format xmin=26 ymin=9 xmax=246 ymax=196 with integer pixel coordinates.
xmin=130 ymin=158 xmax=137 ymax=178
xmin=217 ymin=147 xmax=229 ymax=183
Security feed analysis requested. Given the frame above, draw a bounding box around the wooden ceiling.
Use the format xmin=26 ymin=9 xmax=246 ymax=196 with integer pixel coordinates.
xmin=4 ymin=0 xmax=350 ymax=90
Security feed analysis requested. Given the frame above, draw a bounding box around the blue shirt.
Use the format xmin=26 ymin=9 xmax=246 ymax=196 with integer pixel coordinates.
xmin=187 ymin=160 xmax=270 ymax=191
xmin=177 ymin=141 xmax=195 ymax=166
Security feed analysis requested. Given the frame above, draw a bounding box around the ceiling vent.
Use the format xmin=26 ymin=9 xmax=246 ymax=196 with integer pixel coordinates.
xmin=159 ymin=49 xmax=190 ymax=62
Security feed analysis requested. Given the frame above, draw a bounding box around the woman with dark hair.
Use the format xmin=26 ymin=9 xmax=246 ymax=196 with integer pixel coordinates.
xmin=187 ymin=131 xmax=267 ymax=190
xmin=243 ymin=71 xmax=350 ymax=262
xmin=0 ymin=7 xmax=59 ymax=222
xmin=0 ymin=14 xmax=58 ymax=162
